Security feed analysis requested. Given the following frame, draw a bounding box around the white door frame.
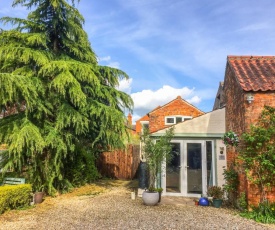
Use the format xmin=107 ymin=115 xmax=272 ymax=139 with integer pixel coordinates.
xmin=184 ymin=140 xmax=206 ymax=197
xmin=162 ymin=140 xmax=215 ymax=197
xmin=162 ymin=140 xmax=184 ymax=196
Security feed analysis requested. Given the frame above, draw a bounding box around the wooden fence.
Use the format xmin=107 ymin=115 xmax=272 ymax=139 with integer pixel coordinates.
xmin=97 ymin=145 xmax=140 ymax=179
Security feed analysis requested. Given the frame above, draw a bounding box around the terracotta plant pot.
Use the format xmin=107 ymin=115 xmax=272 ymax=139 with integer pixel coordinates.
xmin=34 ymin=192 xmax=44 ymax=204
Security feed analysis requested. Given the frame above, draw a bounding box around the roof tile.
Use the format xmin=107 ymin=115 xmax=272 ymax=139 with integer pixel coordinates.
xmin=228 ymin=55 xmax=275 ymax=91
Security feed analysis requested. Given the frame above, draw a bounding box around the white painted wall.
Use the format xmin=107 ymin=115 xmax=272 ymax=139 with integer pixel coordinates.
xmin=215 ymin=139 xmax=227 ymax=187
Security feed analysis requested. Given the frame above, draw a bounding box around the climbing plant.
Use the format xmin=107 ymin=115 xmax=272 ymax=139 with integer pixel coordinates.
xmin=239 ymin=106 xmax=275 ymax=202
xmin=223 ymin=165 xmax=239 ymax=206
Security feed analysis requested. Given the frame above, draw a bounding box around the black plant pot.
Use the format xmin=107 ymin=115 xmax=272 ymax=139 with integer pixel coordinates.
xmin=158 ymin=192 xmax=162 ymax=203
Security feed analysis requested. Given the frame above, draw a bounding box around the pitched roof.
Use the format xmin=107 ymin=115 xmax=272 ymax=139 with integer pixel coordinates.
xmin=227 ymin=55 xmax=275 ymax=91
xmin=151 ymin=107 xmax=225 ymax=137
xmin=148 ymin=96 xmax=204 ymax=115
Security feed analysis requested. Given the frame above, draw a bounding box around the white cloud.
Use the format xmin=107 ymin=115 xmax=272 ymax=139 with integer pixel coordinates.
xmin=98 ymin=56 xmax=121 ymax=69
xmin=131 ymin=85 xmax=202 ymax=121
xmin=98 ymin=56 xmax=111 ymax=61
xmin=117 ymin=78 xmax=132 ymax=94
xmin=236 ymin=22 xmax=270 ymax=32
xmin=107 ymin=62 xmax=120 ymax=69
xmin=187 ymin=96 xmax=201 ymax=105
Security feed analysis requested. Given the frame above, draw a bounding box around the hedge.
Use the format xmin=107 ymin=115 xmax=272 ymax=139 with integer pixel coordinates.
xmin=0 ymin=184 xmax=32 ymax=214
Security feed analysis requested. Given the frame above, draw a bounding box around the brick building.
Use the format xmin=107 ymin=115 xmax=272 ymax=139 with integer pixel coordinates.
xmin=213 ymin=82 xmax=225 ymax=110
xmin=223 ymin=55 xmax=275 ymax=205
xmin=152 ymin=108 xmax=226 ymax=197
xmin=135 ymin=96 xmax=204 ymax=134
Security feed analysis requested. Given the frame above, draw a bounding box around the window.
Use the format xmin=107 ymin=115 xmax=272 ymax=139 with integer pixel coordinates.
xmin=166 ymin=117 xmax=175 ymax=124
xmin=175 ymin=117 xmax=183 ymax=124
xmin=140 ymin=121 xmax=149 ymax=134
xmin=165 ymin=116 xmax=192 ymax=125
xmin=143 ymin=123 xmax=149 ymax=130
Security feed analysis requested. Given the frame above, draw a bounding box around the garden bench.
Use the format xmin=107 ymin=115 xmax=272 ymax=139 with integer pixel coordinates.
xmin=2 ymin=177 xmax=25 ymax=185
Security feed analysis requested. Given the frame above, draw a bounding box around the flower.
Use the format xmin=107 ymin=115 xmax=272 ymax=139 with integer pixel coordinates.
xmin=222 ymin=131 xmax=239 ymax=147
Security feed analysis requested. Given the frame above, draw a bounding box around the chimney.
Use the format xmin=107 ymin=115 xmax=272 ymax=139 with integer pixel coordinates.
xmin=127 ymin=113 xmax=132 ymax=126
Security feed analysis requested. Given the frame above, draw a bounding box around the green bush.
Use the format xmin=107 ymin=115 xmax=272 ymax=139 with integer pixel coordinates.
xmin=241 ymin=200 xmax=275 ymax=223
xmin=0 ymin=184 xmax=32 ymax=214
xmin=63 ymin=149 xmax=100 ymax=190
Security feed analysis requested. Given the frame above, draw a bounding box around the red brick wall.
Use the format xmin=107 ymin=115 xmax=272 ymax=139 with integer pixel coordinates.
xmin=135 ymin=114 xmax=149 ymax=134
xmin=244 ymin=92 xmax=275 ymax=205
xmin=224 ymin=65 xmax=248 ymax=197
xmin=224 ymin=65 xmax=246 ymax=164
xmin=148 ymin=97 xmax=204 ymax=133
xmin=225 ymin=63 xmax=275 ymax=205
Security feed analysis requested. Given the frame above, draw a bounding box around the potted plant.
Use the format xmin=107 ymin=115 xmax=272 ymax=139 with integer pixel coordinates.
xmin=193 ymin=198 xmax=199 ymax=206
xmin=141 ymin=127 xmax=174 ymax=206
xmin=222 ymin=131 xmax=239 ymax=147
xmin=207 ymin=186 xmax=224 ymax=208
xmin=32 ymin=182 xmax=45 ymax=204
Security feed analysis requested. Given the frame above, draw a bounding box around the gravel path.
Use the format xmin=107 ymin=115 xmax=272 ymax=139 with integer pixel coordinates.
xmin=0 ymin=183 xmax=274 ymax=230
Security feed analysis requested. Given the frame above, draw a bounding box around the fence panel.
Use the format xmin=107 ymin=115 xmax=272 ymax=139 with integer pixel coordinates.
xmin=98 ymin=145 xmax=140 ymax=179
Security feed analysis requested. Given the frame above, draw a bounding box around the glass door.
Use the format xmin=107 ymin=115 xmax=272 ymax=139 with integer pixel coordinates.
xmin=163 ymin=140 xmax=214 ymax=197
xmin=186 ymin=142 xmax=203 ymax=194
xmin=165 ymin=142 xmax=181 ymax=193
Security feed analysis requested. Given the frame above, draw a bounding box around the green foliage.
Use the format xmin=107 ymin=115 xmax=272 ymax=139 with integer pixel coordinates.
xmin=237 ymin=192 xmax=247 ymax=211
xmin=222 ymin=131 xmax=239 ymax=147
xmin=240 ymin=200 xmax=275 ymax=224
xmin=64 ymin=148 xmax=100 ymax=189
xmin=0 ymin=184 xmax=32 ymax=214
xmin=223 ymin=165 xmax=239 ymax=206
xmin=0 ymin=0 xmax=133 ymax=195
xmin=141 ymin=127 xmax=174 ymax=189
xmin=223 ymin=166 xmax=239 ymax=193
xmin=156 ymin=187 xmax=163 ymax=193
xmin=239 ymin=106 xmax=275 ymax=201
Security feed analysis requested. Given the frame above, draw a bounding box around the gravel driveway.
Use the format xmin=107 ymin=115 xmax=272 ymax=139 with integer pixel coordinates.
xmin=0 ymin=181 xmax=274 ymax=230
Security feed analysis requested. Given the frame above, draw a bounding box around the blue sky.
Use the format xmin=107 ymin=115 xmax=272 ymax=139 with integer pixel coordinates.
xmin=1 ymin=0 xmax=275 ymax=122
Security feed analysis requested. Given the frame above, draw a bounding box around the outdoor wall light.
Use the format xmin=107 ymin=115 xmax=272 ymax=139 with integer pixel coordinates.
xmin=220 ymin=147 xmax=224 ymax=154
xmin=246 ymin=93 xmax=254 ymax=103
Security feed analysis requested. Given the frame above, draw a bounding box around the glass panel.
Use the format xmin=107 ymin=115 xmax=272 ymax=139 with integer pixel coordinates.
xmin=187 ymin=143 xmax=202 ymax=194
xmin=176 ymin=117 xmax=182 ymax=123
xmin=206 ymin=141 xmax=213 ymax=187
xmin=166 ymin=117 xmax=174 ymax=124
xmin=166 ymin=143 xmax=181 ymax=193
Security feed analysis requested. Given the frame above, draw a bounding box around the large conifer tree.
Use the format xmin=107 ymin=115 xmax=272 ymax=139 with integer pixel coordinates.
xmin=0 ymin=0 xmax=133 ymax=194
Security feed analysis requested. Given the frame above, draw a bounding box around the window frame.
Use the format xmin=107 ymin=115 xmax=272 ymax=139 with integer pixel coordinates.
xmin=140 ymin=121 xmax=149 ymax=134
xmin=165 ymin=116 xmax=192 ymax=125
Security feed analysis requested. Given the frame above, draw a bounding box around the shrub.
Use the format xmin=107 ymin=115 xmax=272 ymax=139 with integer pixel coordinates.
xmin=223 ymin=166 xmax=239 ymax=206
xmin=63 ymin=149 xmax=100 ymax=189
xmin=0 ymin=184 xmax=32 ymax=214
xmin=241 ymin=200 xmax=275 ymax=223
xmin=237 ymin=192 xmax=247 ymax=211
